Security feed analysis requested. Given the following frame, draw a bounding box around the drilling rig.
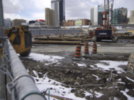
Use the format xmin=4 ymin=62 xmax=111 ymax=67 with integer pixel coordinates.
xmin=95 ymin=0 xmax=115 ymax=41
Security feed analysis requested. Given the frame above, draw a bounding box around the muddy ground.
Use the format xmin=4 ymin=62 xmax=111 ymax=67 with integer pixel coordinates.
xmin=21 ymin=53 xmax=134 ymax=100
xmin=21 ymin=38 xmax=134 ymax=100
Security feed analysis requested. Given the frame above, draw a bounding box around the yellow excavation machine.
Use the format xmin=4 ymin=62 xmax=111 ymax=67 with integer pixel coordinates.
xmin=4 ymin=25 xmax=32 ymax=57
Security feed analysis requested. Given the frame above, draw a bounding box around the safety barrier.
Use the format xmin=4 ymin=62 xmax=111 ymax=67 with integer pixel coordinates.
xmin=29 ymin=28 xmax=83 ymax=36
xmin=0 ymin=38 xmax=46 ymax=100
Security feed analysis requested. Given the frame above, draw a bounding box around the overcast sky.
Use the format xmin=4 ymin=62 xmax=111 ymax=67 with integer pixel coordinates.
xmin=3 ymin=0 xmax=134 ymax=20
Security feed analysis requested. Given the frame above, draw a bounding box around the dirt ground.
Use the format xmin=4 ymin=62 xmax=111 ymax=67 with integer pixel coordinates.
xmin=21 ymin=38 xmax=134 ymax=100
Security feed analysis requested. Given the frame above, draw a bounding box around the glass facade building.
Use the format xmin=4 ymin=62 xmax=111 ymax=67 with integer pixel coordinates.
xmin=112 ymin=8 xmax=128 ymax=24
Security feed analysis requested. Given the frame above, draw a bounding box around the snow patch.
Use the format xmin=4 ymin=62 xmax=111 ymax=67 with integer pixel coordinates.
xmin=33 ymin=70 xmax=39 ymax=77
xmin=34 ymin=76 xmax=86 ymax=100
xmin=114 ymin=97 xmax=119 ymax=100
xmin=85 ymin=92 xmax=92 ymax=97
xmin=95 ymin=61 xmax=128 ymax=73
xmin=92 ymin=74 xmax=101 ymax=80
xmin=121 ymin=89 xmax=134 ymax=100
xmin=95 ymin=91 xmax=104 ymax=98
xmin=77 ymin=63 xmax=87 ymax=67
xmin=126 ymin=77 xmax=134 ymax=83
xmin=28 ymin=53 xmax=64 ymax=64
xmin=86 ymin=90 xmax=103 ymax=98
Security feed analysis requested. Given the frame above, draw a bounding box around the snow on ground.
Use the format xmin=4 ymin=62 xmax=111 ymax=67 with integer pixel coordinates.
xmin=126 ymin=77 xmax=134 ymax=83
xmin=34 ymin=71 xmax=103 ymax=100
xmin=92 ymin=74 xmax=101 ymax=81
xmin=94 ymin=60 xmax=128 ymax=73
xmin=34 ymin=75 xmax=86 ymax=100
xmin=28 ymin=53 xmax=64 ymax=65
xmin=121 ymin=89 xmax=134 ymax=100
xmin=84 ymin=91 xmax=103 ymax=98
xmin=77 ymin=63 xmax=87 ymax=67
xmin=117 ymin=78 xmax=125 ymax=85
xmin=94 ymin=91 xmax=104 ymax=98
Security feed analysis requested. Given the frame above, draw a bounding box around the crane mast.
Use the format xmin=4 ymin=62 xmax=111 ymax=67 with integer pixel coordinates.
xmin=95 ymin=0 xmax=115 ymax=41
xmin=102 ymin=0 xmax=114 ymax=29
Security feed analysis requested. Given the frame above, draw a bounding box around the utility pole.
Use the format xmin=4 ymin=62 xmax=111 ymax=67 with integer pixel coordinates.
xmin=0 ymin=0 xmax=6 ymax=100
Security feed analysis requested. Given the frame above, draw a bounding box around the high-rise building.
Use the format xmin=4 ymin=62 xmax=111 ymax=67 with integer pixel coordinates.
xmin=90 ymin=8 xmax=93 ymax=25
xmin=129 ymin=10 xmax=134 ymax=24
xmin=12 ymin=19 xmax=26 ymax=27
xmin=51 ymin=0 xmax=65 ymax=27
xmin=98 ymin=5 xmax=104 ymax=25
xmin=90 ymin=7 xmax=98 ymax=25
xmin=51 ymin=0 xmax=60 ymax=27
xmin=90 ymin=8 xmax=94 ymax=25
xmin=59 ymin=0 xmax=65 ymax=25
xmin=112 ymin=8 xmax=128 ymax=24
xmin=4 ymin=18 xmax=12 ymax=29
xmin=45 ymin=8 xmax=54 ymax=27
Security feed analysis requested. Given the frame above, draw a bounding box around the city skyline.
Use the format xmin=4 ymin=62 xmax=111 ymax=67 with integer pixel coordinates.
xmin=3 ymin=0 xmax=134 ymax=20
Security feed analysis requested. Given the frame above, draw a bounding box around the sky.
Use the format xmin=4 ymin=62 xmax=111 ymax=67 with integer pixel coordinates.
xmin=3 ymin=0 xmax=134 ymax=21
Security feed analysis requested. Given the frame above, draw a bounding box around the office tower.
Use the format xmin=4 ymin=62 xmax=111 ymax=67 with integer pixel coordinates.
xmin=51 ymin=0 xmax=65 ymax=27
xmin=129 ymin=10 xmax=134 ymax=24
xmin=45 ymin=8 xmax=54 ymax=27
xmin=59 ymin=0 xmax=65 ymax=25
xmin=98 ymin=5 xmax=104 ymax=25
xmin=51 ymin=0 xmax=60 ymax=27
xmin=90 ymin=7 xmax=98 ymax=25
xmin=112 ymin=8 xmax=128 ymax=24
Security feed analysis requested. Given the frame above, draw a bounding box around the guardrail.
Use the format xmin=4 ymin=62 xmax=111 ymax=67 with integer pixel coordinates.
xmin=0 ymin=38 xmax=46 ymax=100
xmin=0 ymin=0 xmax=46 ymax=99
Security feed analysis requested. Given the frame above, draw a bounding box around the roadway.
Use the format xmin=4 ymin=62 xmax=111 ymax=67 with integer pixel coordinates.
xmin=31 ymin=42 xmax=134 ymax=54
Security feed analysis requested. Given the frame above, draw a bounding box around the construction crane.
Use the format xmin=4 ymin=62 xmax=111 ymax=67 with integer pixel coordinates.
xmin=95 ymin=0 xmax=115 ymax=41
xmin=103 ymin=0 xmax=114 ymax=28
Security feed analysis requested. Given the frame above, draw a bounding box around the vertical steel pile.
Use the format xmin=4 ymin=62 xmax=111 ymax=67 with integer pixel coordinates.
xmin=0 ymin=0 xmax=6 ymax=100
xmin=0 ymin=0 xmax=4 ymax=36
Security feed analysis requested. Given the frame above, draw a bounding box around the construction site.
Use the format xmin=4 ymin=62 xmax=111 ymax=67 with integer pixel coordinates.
xmin=1 ymin=0 xmax=134 ymax=100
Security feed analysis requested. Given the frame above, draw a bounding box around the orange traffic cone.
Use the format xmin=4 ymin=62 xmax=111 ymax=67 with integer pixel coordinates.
xmin=92 ymin=42 xmax=97 ymax=54
xmin=89 ymin=31 xmax=94 ymax=38
xmin=84 ymin=42 xmax=89 ymax=56
xmin=74 ymin=45 xmax=81 ymax=58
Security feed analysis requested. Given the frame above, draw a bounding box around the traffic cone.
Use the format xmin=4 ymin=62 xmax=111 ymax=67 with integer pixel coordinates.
xmin=92 ymin=42 xmax=97 ymax=54
xmin=74 ymin=45 xmax=81 ymax=58
xmin=84 ymin=42 xmax=89 ymax=56
xmin=89 ymin=31 xmax=94 ymax=38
